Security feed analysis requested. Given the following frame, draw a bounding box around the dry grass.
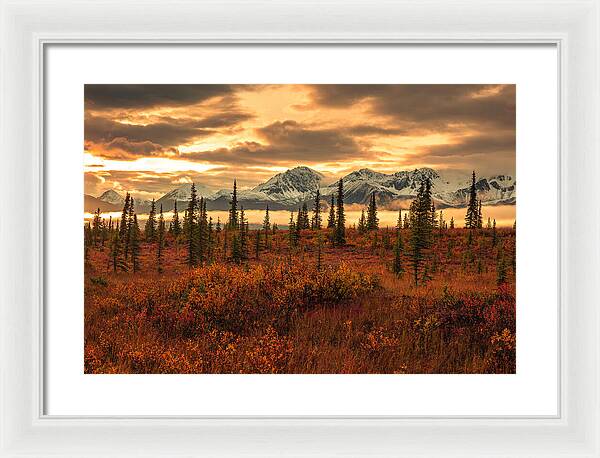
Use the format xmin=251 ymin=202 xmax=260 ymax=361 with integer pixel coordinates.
xmin=84 ymin=227 xmax=515 ymax=374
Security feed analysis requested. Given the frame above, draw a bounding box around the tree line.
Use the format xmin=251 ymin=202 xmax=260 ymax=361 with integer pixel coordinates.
xmin=85 ymin=171 xmax=513 ymax=284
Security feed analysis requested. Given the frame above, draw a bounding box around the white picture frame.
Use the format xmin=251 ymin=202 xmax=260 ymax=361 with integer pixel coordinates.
xmin=0 ymin=0 xmax=598 ymax=456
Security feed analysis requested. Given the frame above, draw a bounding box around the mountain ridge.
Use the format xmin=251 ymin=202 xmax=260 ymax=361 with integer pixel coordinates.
xmin=87 ymin=166 xmax=516 ymax=213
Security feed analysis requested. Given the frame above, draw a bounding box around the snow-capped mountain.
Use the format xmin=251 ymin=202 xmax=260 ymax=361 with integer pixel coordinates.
xmin=321 ymin=167 xmax=515 ymax=208
xmin=99 ymin=189 xmax=125 ymax=206
xmin=95 ymin=189 xmax=152 ymax=212
xmin=155 ymin=182 xmax=214 ymax=211
xmin=89 ymin=166 xmax=515 ymax=214
xmin=252 ymin=166 xmax=323 ymax=204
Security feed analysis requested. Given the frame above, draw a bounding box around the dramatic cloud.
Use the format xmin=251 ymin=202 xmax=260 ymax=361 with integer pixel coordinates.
xmin=309 ymin=84 xmax=515 ymax=130
xmin=84 ymin=84 xmax=515 ymax=197
xmin=85 ymin=84 xmax=236 ymax=110
xmin=180 ymin=120 xmax=376 ymax=167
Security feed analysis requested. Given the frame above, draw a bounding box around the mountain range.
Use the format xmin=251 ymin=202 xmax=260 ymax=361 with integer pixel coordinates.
xmin=84 ymin=166 xmax=516 ymax=213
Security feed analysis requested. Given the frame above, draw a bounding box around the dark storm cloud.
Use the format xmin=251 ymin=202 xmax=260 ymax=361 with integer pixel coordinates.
xmin=181 ymin=120 xmax=374 ymax=167
xmin=309 ymin=84 xmax=516 ymax=130
xmin=85 ymin=110 xmax=254 ymax=160
xmin=85 ymin=115 xmax=212 ymax=150
xmin=85 ymin=84 xmax=236 ymax=110
xmin=421 ymin=131 xmax=515 ymax=159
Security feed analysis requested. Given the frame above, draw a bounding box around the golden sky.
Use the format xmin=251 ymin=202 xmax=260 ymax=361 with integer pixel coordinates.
xmin=85 ymin=84 xmax=515 ymax=200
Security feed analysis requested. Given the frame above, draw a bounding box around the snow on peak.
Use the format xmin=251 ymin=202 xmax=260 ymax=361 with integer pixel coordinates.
xmin=253 ymin=166 xmax=323 ymax=203
xmin=99 ymin=189 xmax=124 ymax=205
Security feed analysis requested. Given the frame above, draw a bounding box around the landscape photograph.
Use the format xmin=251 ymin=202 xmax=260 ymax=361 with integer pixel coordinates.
xmin=84 ymin=84 xmax=516 ymax=374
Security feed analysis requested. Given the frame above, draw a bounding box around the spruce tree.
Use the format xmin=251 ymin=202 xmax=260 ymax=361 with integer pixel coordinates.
xmin=492 ymin=219 xmax=497 ymax=247
xmin=92 ymin=208 xmax=102 ymax=246
xmin=207 ymin=216 xmax=214 ymax=262
xmin=408 ymin=178 xmax=434 ymax=286
xmin=186 ymin=183 xmax=198 ymax=267
xmin=396 ymin=208 xmax=402 ymax=233
xmin=196 ymin=197 xmax=208 ymax=264
xmin=465 ymin=171 xmax=478 ymax=229
xmin=110 ymin=231 xmax=127 ymax=272
xmin=312 ymin=189 xmax=322 ymax=229
xmin=124 ymin=197 xmax=135 ymax=261
xmin=335 ymin=179 xmax=346 ymax=245
xmin=327 ymin=195 xmax=336 ymax=228
xmin=449 ymin=216 xmax=455 ymax=229
xmin=366 ymin=192 xmax=379 ymax=230
xmin=288 ymin=212 xmax=297 ymax=248
xmin=170 ymin=200 xmax=181 ymax=237
xmin=119 ymin=193 xmax=130 ymax=246
xmin=357 ymin=209 xmax=367 ymax=234
xmin=144 ymin=198 xmax=157 ymax=242
xmin=228 ymin=179 xmax=239 ymax=229
xmin=263 ymin=205 xmax=271 ymax=249
xmin=130 ymin=214 xmax=141 ymax=272
xmin=157 ymin=205 xmax=165 ymax=273
xmin=84 ymin=222 xmax=92 ymax=265
xmin=477 ymin=200 xmax=483 ymax=228
xmin=125 ymin=198 xmax=135 ymax=263
xmin=230 ymin=232 xmax=242 ymax=264
xmin=299 ymin=202 xmax=310 ymax=229
xmin=403 ymin=213 xmax=410 ymax=229
xmin=239 ymin=206 xmax=248 ymax=260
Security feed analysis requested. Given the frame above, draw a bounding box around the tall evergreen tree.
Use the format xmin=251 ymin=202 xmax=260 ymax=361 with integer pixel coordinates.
xmin=408 ymin=178 xmax=434 ymax=286
xmin=334 ymin=179 xmax=346 ymax=245
xmin=449 ymin=216 xmax=455 ymax=229
xmin=186 ymin=183 xmax=198 ymax=267
xmin=110 ymin=231 xmax=127 ymax=272
xmin=357 ymin=209 xmax=367 ymax=234
xmin=92 ymin=208 xmax=102 ymax=246
xmin=230 ymin=232 xmax=242 ymax=264
xmin=84 ymin=222 xmax=92 ymax=265
xmin=492 ymin=218 xmax=497 ymax=246
xmin=119 ymin=193 xmax=131 ymax=244
xmin=170 ymin=200 xmax=182 ymax=237
xmin=298 ymin=202 xmax=310 ymax=229
xmin=196 ymin=197 xmax=209 ymax=264
xmin=465 ymin=171 xmax=478 ymax=229
xmin=288 ymin=212 xmax=297 ymax=248
xmin=327 ymin=195 xmax=336 ymax=228
xmin=144 ymin=198 xmax=157 ymax=241
xmin=228 ymin=179 xmax=239 ymax=229
xmin=262 ymin=205 xmax=271 ymax=249
xmin=396 ymin=208 xmax=403 ymax=233
xmin=477 ymin=200 xmax=483 ymax=228
xmin=125 ymin=198 xmax=135 ymax=262
xmin=130 ymin=214 xmax=141 ymax=272
xmin=157 ymin=205 xmax=165 ymax=273
xmin=312 ymin=189 xmax=322 ymax=229
xmin=366 ymin=192 xmax=379 ymax=230
xmin=239 ymin=206 xmax=248 ymax=260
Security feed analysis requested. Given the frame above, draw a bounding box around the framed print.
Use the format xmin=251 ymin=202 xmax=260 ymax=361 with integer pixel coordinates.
xmin=1 ymin=0 xmax=599 ymax=457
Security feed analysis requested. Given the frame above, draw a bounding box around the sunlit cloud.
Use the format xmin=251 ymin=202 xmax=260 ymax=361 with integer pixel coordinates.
xmin=84 ymin=84 xmax=515 ymax=197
